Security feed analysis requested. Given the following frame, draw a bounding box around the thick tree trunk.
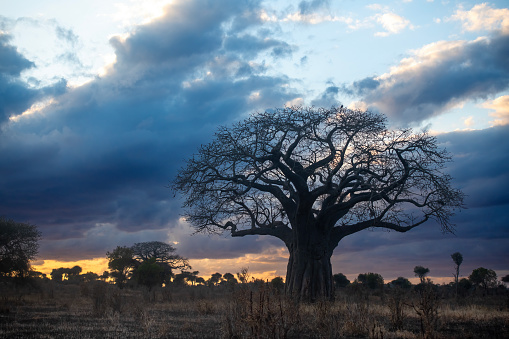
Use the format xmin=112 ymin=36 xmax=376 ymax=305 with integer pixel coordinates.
xmin=284 ymin=240 xmax=334 ymax=302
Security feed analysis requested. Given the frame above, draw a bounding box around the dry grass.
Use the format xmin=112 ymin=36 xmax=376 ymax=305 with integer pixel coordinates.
xmin=0 ymin=280 xmax=508 ymax=338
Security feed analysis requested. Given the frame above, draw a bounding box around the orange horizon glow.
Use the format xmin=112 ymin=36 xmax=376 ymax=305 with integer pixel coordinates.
xmin=31 ymin=256 xmax=461 ymax=286
xmin=31 ymin=254 xmax=288 ymax=282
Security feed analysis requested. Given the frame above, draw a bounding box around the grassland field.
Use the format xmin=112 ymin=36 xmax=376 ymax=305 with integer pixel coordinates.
xmin=0 ymin=279 xmax=508 ymax=338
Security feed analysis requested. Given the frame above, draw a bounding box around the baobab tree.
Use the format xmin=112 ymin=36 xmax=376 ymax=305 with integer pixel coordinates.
xmin=173 ymin=106 xmax=464 ymax=301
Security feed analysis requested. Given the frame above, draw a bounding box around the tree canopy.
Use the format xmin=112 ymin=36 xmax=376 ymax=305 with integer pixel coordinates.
xmin=414 ymin=266 xmax=430 ymax=283
xmin=356 ymin=272 xmax=384 ymax=289
xmin=469 ymin=267 xmax=497 ymax=291
xmin=132 ymin=241 xmax=189 ymax=268
xmin=0 ymin=217 xmax=41 ymax=278
xmin=106 ymin=246 xmax=137 ymax=288
xmin=173 ymin=106 xmax=464 ymax=300
xmin=107 ymin=241 xmax=190 ymax=288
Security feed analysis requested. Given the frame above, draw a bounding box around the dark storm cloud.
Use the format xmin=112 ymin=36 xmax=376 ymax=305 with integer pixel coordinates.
xmin=438 ymin=125 xmax=509 ymax=209
xmin=0 ymin=33 xmax=36 ymax=124
xmin=0 ymin=33 xmax=67 ymax=125
xmin=0 ymin=33 xmax=34 ymax=75
xmin=310 ymin=85 xmax=341 ymax=107
xmin=347 ymin=32 xmax=509 ymax=125
xmin=224 ymin=34 xmax=293 ymax=58
xmin=0 ymin=0 xmax=299 ymax=260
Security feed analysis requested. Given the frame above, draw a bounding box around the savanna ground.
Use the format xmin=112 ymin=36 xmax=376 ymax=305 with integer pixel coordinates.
xmin=0 ymin=279 xmax=508 ymax=338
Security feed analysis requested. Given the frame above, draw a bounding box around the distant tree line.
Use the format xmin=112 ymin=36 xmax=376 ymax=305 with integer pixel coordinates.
xmin=331 ymin=252 xmax=504 ymax=298
xmin=1 ymin=218 xmax=508 ymax=298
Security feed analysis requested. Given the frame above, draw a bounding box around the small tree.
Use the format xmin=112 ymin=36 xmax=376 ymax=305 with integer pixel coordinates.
xmin=131 ymin=241 xmax=190 ymax=284
xmin=135 ymin=257 xmax=164 ymax=290
xmin=271 ymin=276 xmax=285 ymax=292
xmin=187 ymin=271 xmax=200 ymax=285
xmin=469 ymin=267 xmax=497 ymax=292
xmin=223 ymin=272 xmax=238 ymax=285
xmin=333 ymin=273 xmax=350 ymax=288
xmin=67 ymin=265 xmax=83 ymax=283
xmin=414 ymin=266 xmax=430 ymax=284
xmin=388 ymin=277 xmax=411 ymax=330
xmin=99 ymin=271 xmax=110 ymax=281
xmin=237 ymin=267 xmax=250 ymax=284
xmin=50 ymin=268 xmax=65 ymax=282
xmin=458 ymin=278 xmax=473 ymax=296
xmin=357 ymin=272 xmax=384 ymax=290
xmin=501 ymin=274 xmax=509 ymax=285
xmin=208 ymin=272 xmax=223 ymax=286
xmin=82 ymin=272 xmax=99 ymax=283
xmin=173 ymin=106 xmax=464 ymax=301
xmin=451 ymin=252 xmax=463 ymax=297
xmin=0 ymin=217 xmax=41 ymax=278
xmin=390 ymin=277 xmax=412 ymax=289
xmin=174 ymin=270 xmax=200 ymax=285
xmin=106 ymin=246 xmax=136 ymax=288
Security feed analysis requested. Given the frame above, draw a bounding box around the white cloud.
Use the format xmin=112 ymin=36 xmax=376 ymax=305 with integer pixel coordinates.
xmin=108 ymin=0 xmax=173 ymax=27
xmin=285 ymin=97 xmax=304 ymax=107
xmin=282 ymin=12 xmax=340 ymax=24
xmin=281 ymin=3 xmax=413 ymax=37
xmin=463 ymin=116 xmax=474 ymax=127
xmin=450 ymin=3 xmax=509 ymax=34
xmin=349 ymin=32 xmax=509 ymax=125
xmin=374 ymin=12 xmax=413 ymax=37
xmin=483 ymin=95 xmax=509 ymax=126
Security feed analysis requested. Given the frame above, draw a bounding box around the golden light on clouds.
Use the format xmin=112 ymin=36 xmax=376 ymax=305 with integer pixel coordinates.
xmin=463 ymin=116 xmax=474 ymax=127
xmin=483 ymin=95 xmax=509 ymax=126
xmin=451 ymin=3 xmax=509 ymax=34
xmin=9 ymin=98 xmax=56 ymax=122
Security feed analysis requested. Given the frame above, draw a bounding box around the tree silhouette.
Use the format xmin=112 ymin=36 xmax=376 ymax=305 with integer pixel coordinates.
xmin=174 ymin=270 xmax=200 ymax=285
xmin=208 ymin=272 xmax=222 ymax=286
xmin=357 ymin=272 xmax=384 ymax=289
xmin=134 ymin=257 xmax=163 ymax=290
xmin=82 ymin=271 xmax=99 ymax=282
xmin=173 ymin=106 xmax=464 ymax=301
xmin=271 ymin=276 xmax=285 ymax=292
xmin=390 ymin=277 xmax=412 ymax=289
xmin=131 ymin=241 xmax=190 ymax=287
xmin=223 ymin=272 xmax=238 ymax=285
xmin=502 ymin=274 xmax=509 ymax=284
xmin=0 ymin=217 xmax=40 ymax=278
xmin=414 ymin=266 xmax=430 ymax=283
xmin=48 ymin=266 xmax=83 ymax=283
xmin=469 ymin=267 xmax=497 ymax=292
xmin=50 ymin=268 xmax=65 ymax=282
xmin=236 ymin=267 xmax=250 ymax=284
xmin=451 ymin=252 xmax=463 ymax=297
xmin=106 ymin=246 xmax=136 ymax=288
xmin=333 ymin=273 xmax=350 ymax=288
xmin=99 ymin=271 xmax=110 ymax=281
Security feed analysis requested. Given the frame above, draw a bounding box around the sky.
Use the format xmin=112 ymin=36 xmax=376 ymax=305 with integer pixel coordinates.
xmin=0 ymin=0 xmax=508 ymax=284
